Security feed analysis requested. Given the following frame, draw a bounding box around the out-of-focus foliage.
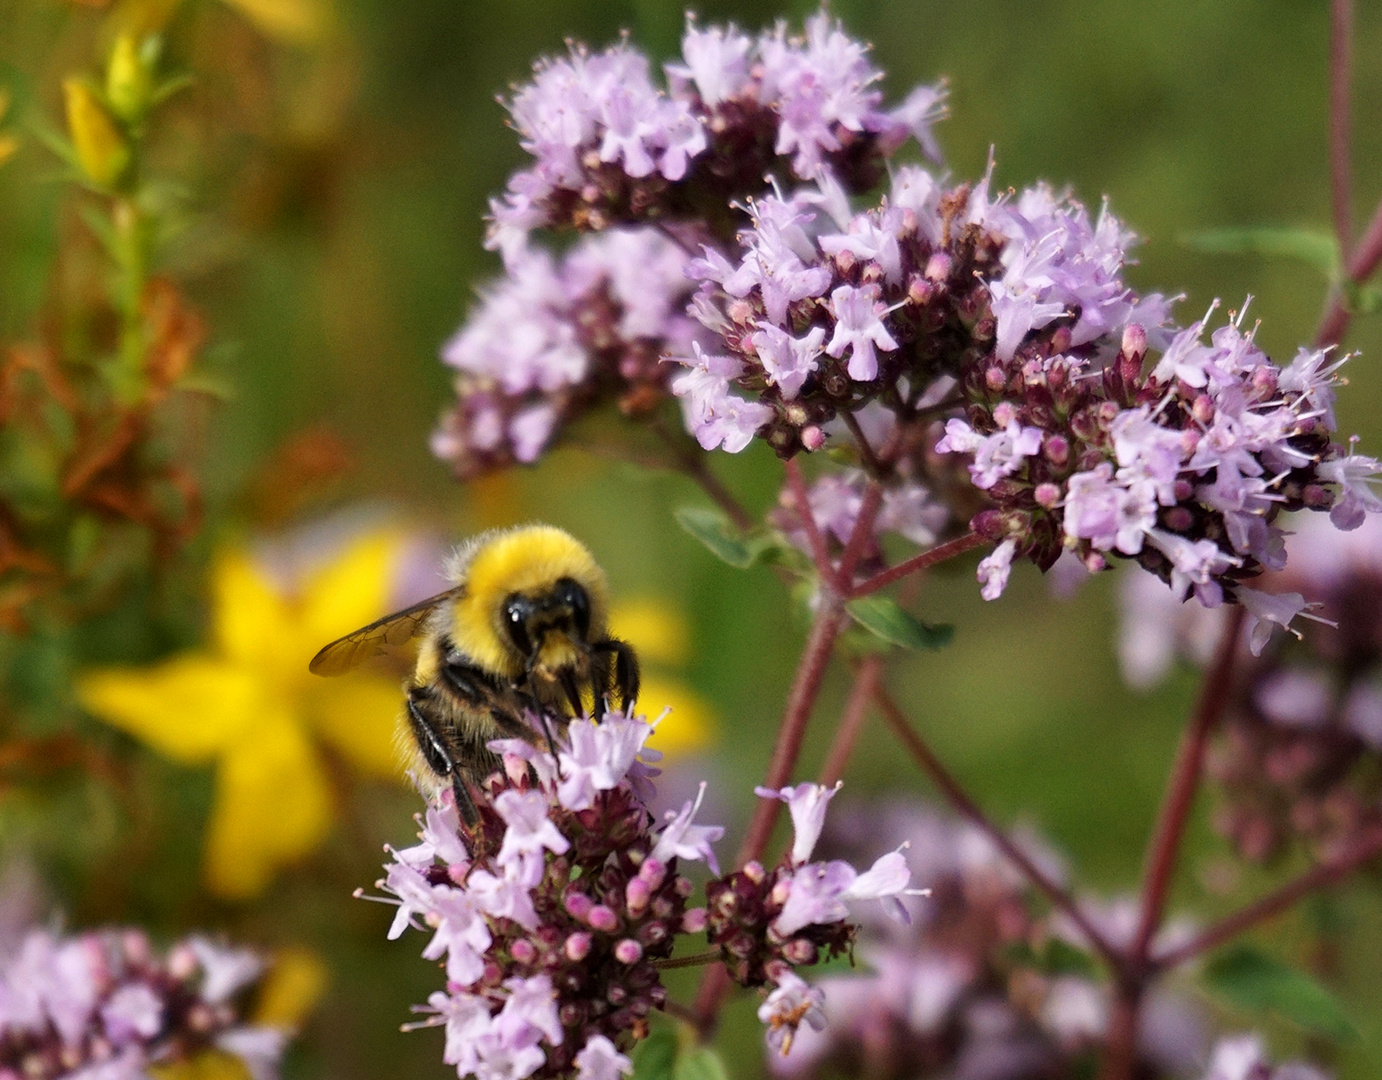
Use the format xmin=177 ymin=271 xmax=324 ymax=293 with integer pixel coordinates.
xmin=1 ymin=0 xmax=1381 ymax=1078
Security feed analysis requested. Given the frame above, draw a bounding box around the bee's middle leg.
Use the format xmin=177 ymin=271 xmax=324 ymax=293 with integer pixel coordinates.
xmin=406 ymin=691 xmax=480 ymax=827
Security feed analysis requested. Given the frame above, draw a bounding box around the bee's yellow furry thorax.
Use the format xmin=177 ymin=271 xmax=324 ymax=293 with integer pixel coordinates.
xmin=448 ymin=525 xmax=610 ymax=677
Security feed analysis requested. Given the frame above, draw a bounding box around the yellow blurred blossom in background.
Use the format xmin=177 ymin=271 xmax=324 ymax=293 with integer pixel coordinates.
xmin=78 ymin=531 xmax=409 ymax=899
xmin=0 ymin=88 xmax=19 ymax=168
xmin=610 ymin=598 xmax=715 ymax=758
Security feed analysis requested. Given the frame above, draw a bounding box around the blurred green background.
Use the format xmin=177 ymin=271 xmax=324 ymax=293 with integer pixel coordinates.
xmin=3 ymin=0 xmax=1382 ymax=1076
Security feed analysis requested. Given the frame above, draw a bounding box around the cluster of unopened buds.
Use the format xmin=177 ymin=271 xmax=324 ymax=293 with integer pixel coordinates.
xmin=1124 ymin=513 xmax=1382 ymax=866
xmin=364 ymin=710 xmax=919 ymax=1080
xmin=433 ymin=10 xmax=1382 ymax=638
xmin=0 ymin=926 xmax=286 ymax=1080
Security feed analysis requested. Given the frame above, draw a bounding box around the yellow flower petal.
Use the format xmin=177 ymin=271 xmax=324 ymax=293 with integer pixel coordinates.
xmin=308 ymin=674 xmax=406 ymax=781
xmin=213 ymin=549 xmax=294 ymax=672
xmin=253 ymin=947 xmax=328 ymax=1027
xmin=220 ymin=0 xmax=331 ymax=45
xmin=204 ymin=720 xmax=332 ymax=899
xmin=149 ymin=1051 xmax=250 ymax=1080
xmin=611 ymin=599 xmax=690 ymax=666
xmin=77 ymin=657 xmax=259 ymax=763
xmin=298 ymin=530 xmax=406 ymax=669
xmin=639 ymin=675 xmax=715 ymax=759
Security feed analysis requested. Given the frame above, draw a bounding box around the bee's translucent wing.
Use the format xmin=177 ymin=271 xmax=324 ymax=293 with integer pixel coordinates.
xmin=308 ymin=587 xmax=461 ymax=676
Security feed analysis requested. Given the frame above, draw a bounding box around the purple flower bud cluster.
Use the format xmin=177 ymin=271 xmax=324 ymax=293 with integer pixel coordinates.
xmin=946 ymin=300 xmax=1371 ymax=616
xmin=1195 ymin=514 xmax=1382 ymax=864
xmin=673 ymin=168 xmax=1009 ymax=458
xmin=433 ymin=229 xmax=705 ymax=479
xmin=0 ymin=927 xmax=286 ymax=1080
xmin=487 ymin=14 xmax=945 ymax=256
xmin=771 ymin=465 xmax=950 ymax=571
xmin=369 ymin=714 xmax=921 ymax=1074
xmin=761 ymin=801 xmax=1237 ymax=1080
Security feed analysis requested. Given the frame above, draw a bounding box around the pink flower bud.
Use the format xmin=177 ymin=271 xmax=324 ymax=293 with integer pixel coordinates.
xmin=681 ymin=907 xmax=708 ymax=933
xmin=565 ymin=932 xmax=592 ymax=962
xmin=1034 ymin=482 xmax=1061 ymax=508
xmin=801 ymin=425 xmax=826 ymax=451
xmin=587 ymin=905 xmax=619 ymax=932
xmin=639 ymin=857 xmax=666 ymax=889
xmin=1121 ymin=323 xmax=1147 ymax=358
xmin=509 ymin=939 xmax=537 ymax=965
xmin=924 ymin=251 xmax=953 ymax=282
xmin=564 ymin=891 xmax=593 ymax=920
xmin=743 ymin=861 xmax=766 ymax=884
xmin=626 ymin=877 xmax=651 ymax=915
xmin=614 ymin=939 xmax=643 ymax=965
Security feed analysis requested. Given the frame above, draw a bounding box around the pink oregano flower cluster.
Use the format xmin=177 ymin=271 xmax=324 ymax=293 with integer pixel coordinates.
xmin=434 ymin=11 xmax=1382 ymax=643
xmin=0 ymin=927 xmax=287 ymax=1080
xmin=486 ymin=13 xmax=944 ymax=257
xmin=364 ymin=710 xmax=917 ymax=1079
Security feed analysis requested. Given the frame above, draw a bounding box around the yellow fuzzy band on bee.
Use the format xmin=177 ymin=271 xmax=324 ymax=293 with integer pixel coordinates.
xmin=449 ymin=525 xmax=609 ymax=678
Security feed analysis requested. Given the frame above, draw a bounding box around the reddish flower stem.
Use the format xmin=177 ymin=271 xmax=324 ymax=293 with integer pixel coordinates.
xmin=836 ymin=481 xmax=884 ymax=586
xmin=784 ymin=458 xmax=839 ymax=591
xmin=848 ymin=531 xmax=987 ymax=599
xmin=818 ymin=657 xmax=883 ymax=787
xmin=1128 ymin=605 xmax=1246 ymax=967
xmin=691 ymin=599 xmax=847 ymax=1034
xmin=873 ymin=686 xmax=1122 ymax=970
xmin=1315 ymin=179 xmax=1382 ymax=349
xmin=1152 ymin=826 xmax=1382 ymax=972
xmin=1330 ymin=0 xmax=1354 ymax=263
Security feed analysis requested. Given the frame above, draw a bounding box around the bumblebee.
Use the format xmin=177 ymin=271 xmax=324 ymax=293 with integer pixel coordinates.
xmin=309 ymin=525 xmax=639 ymax=824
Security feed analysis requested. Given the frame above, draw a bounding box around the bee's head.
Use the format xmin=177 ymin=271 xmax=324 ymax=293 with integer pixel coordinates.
xmin=447 ymin=525 xmax=609 ymax=679
xmin=501 ymin=576 xmax=592 ymax=666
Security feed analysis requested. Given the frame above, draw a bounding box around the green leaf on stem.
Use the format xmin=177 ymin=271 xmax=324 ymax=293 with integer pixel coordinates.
xmin=1182 ymin=227 xmax=1340 ymax=279
xmin=846 ymin=595 xmax=952 ymax=651
xmin=1343 ymin=280 xmax=1382 ymax=317
xmin=674 ymin=506 xmax=755 ymax=569
xmin=1202 ymin=943 xmax=1358 ymax=1042
xmin=673 ymin=1047 xmax=729 ymax=1080
xmin=630 ymin=1026 xmax=678 ymax=1080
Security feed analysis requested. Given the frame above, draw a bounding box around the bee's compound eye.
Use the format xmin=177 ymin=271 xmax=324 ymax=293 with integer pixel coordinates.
xmin=556 ymin=577 xmax=590 ymax=638
xmin=502 ymin=594 xmax=533 ymax=656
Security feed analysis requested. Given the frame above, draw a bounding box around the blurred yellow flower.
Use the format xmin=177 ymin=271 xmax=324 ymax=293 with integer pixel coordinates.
xmin=0 ymin=88 xmax=18 ymax=169
xmin=220 ymin=0 xmax=331 ymax=45
xmin=610 ymin=598 xmax=715 ymax=758
xmin=78 ymin=531 xmax=409 ymax=899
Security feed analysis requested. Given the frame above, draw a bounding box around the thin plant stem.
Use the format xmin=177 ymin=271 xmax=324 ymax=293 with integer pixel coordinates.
xmin=784 ymin=458 xmax=839 ymax=590
xmin=693 ymin=460 xmax=889 ymax=1035
xmin=1096 ymin=989 xmax=1140 ymax=1080
xmin=692 ymin=599 xmax=849 ymax=1035
xmin=848 ymin=531 xmax=987 ymax=599
xmin=841 ymin=409 xmax=884 ymax=475
xmin=1316 ymin=194 xmax=1382 ymax=348
xmin=1129 ymin=605 xmax=1246 ymax=966
xmin=873 ymin=686 xmax=1122 ymax=970
xmin=836 ymin=481 xmax=884 ymax=586
xmin=1330 ymin=0 xmax=1354 ymax=262
xmin=1152 ymin=826 xmax=1382 ymax=972
xmin=651 ymin=950 xmax=722 ymax=971
xmin=818 ymin=657 xmax=883 ymax=787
